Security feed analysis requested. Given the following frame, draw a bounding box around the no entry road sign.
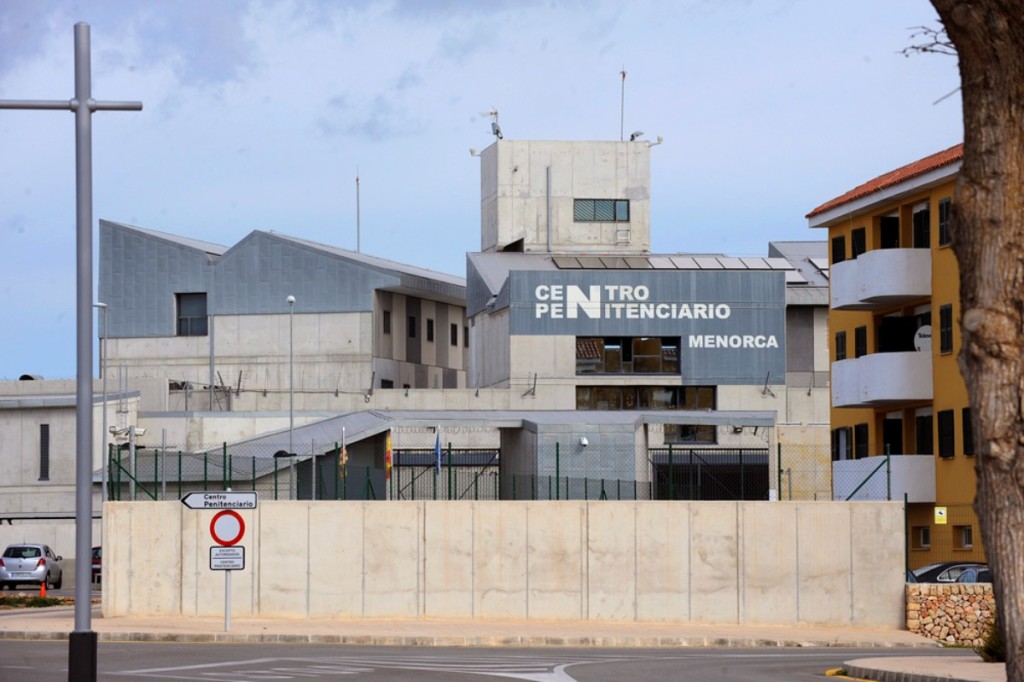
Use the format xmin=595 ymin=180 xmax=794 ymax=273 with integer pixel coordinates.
xmin=210 ymin=510 xmax=246 ymax=547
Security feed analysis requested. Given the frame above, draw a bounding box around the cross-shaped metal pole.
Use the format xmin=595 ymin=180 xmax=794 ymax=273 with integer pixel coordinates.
xmin=0 ymin=21 xmax=141 ymax=682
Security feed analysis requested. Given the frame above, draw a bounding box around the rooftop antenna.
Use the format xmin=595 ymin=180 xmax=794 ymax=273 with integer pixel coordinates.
xmin=355 ymin=168 xmax=361 ymax=253
xmin=619 ymin=68 xmax=626 ymax=141
xmin=483 ymin=109 xmax=502 ymax=139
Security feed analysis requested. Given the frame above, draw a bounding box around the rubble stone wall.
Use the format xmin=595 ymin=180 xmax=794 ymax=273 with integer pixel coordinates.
xmin=907 ymin=583 xmax=995 ymax=646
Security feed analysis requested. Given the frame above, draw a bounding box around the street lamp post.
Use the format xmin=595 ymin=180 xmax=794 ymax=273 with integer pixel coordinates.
xmin=0 ymin=23 xmax=142 ymax=681
xmin=93 ymin=302 xmax=108 ymax=507
xmin=287 ymin=295 xmax=295 ymax=499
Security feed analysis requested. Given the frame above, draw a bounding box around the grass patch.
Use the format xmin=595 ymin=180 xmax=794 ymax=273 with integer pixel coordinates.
xmin=0 ymin=594 xmax=71 ymax=609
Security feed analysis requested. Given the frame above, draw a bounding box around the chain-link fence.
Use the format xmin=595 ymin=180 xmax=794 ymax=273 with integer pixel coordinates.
xmin=776 ymin=442 xmax=833 ymax=500
xmin=106 ymin=440 xmax=837 ymax=503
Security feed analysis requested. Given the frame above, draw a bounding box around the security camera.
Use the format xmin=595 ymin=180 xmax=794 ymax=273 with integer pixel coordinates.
xmin=579 ymin=436 xmax=589 ymax=447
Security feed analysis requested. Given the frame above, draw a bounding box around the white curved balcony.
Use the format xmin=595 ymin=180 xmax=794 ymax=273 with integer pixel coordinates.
xmin=831 ymin=249 xmax=932 ymax=310
xmin=832 ymin=352 xmax=932 ymax=408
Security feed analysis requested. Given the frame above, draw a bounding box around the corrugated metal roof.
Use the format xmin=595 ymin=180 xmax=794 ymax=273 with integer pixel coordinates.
xmin=102 ymin=220 xmax=228 ymax=256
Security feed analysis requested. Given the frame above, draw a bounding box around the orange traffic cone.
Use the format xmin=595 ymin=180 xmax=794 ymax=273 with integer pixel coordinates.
xmin=39 ymin=581 xmax=46 ymax=598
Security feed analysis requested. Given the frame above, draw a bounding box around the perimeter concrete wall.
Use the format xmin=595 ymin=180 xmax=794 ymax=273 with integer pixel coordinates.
xmin=102 ymin=500 xmax=905 ymax=627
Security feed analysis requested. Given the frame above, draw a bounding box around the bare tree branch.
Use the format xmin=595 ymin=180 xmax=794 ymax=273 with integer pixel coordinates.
xmin=901 ymin=24 xmax=958 ymax=57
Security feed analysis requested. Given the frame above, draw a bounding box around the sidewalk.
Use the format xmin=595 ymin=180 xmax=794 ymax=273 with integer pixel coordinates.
xmin=0 ymin=606 xmax=1005 ymax=682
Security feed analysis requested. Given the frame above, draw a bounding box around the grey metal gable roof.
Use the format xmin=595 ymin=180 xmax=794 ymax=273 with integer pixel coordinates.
xmin=100 ymin=220 xmax=228 ymax=257
xmin=271 ymin=232 xmax=466 ymax=303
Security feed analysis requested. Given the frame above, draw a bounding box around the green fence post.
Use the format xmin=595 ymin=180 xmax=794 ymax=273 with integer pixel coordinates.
xmin=584 ymin=477 xmax=589 ymax=500
xmin=555 ymin=442 xmax=560 ymax=501
xmin=274 ymin=458 xmax=279 ymax=500
xmin=177 ymin=451 xmax=182 ymax=499
xmin=252 ymin=456 xmax=256 ymax=493
xmin=668 ymin=444 xmax=673 ymax=500
xmin=904 ymin=492 xmax=910 ymax=576
xmin=886 ymin=444 xmax=892 ymax=501
xmin=777 ymin=442 xmax=783 ymax=500
xmin=447 ymin=443 xmax=452 ymax=501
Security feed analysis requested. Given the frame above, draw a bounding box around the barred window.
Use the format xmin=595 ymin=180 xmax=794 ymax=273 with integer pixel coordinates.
xmin=938 ymin=198 xmax=952 ymax=246
xmin=574 ymin=199 xmax=629 ymax=222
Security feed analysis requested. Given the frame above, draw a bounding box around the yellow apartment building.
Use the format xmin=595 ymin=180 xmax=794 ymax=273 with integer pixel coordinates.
xmin=807 ymin=144 xmax=983 ymax=569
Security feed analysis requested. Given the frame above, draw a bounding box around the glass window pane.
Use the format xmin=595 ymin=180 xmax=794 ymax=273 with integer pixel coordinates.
xmin=574 ymin=200 xmax=594 ymax=221
xmin=594 ymin=200 xmax=614 ymax=221
xmin=615 ymin=200 xmax=629 ymax=221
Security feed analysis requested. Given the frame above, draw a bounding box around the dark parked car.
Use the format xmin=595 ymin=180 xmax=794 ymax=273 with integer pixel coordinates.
xmin=0 ymin=543 xmax=63 ymax=590
xmin=912 ymin=562 xmax=987 ymax=583
xmin=956 ymin=566 xmax=992 ymax=583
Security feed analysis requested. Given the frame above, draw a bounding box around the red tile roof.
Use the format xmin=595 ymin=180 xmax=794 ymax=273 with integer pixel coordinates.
xmin=806 ymin=143 xmax=963 ymax=219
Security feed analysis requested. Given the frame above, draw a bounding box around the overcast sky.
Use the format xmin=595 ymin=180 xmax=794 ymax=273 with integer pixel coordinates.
xmin=0 ymin=0 xmax=961 ymax=380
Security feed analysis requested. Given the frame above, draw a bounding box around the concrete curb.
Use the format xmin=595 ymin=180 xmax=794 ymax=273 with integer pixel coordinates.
xmin=0 ymin=629 xmax=943 ymax=648
xmin=843 ymin=662 xmax=981 ymax=682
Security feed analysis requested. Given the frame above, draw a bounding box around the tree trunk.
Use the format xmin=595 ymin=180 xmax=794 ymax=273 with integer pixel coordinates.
xmin=930 ymin=1 xmax=1024 ymax=679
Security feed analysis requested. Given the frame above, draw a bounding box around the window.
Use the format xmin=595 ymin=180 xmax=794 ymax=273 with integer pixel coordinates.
xmin=880 ymin=215 xmax=900 ymax=248
xmin=576 ymin=385 xmax=715 ymax=411
xmin=665 ymin=424 xmax=717 ymax=444
xmin=912 ymin=525 xmax=931 ymax=549
xmin=573 ymin=198 xmax=629 ymax=222
xmin=408 ymin=315 xmax=417 ymax=339
xmin=831 ymin=235 xmax=846 ymax=264
xmin=426 ymin=318 xmax=434 ymax=343
xmin=954 ymin=525 xmax=973 ymax=550
xmin=835 ymin=331 xmax=847 ymax=361
xmin=963 ymin=408 xmax=975 ymax=456
xmin=380 ymin=379 xmax=394 ymax=389
xmin=938 ymin=410 xmax=955 ymax=458
xmin=464 ymin=326 xmax=469 ymax=348
xmin=851 ymin=227 xmax=867 ymax=258
xmin=383 ymin=310 xmax=391 ymax=335
xmin=854 ymin=326 xmax=867 ymax=358
xmin=831 ymin=427 xmax=852 ymax=462
xmin=939 ymin=304 xmax=953 ymax=353
xmin=450 ymin=323 xmax=458 ymax=346
xmin=854 ymin=423 xmax=869 ymax=459
xmin=912 ymin=204 xmax=930 ymax=248
xmin=938 ymin=198 xmax=952 ymax=246
xmin=915 ymin=413 xmax=933 ymax=455
xmin=576 ymin=337 xmax=680 ymax=375
xmin=39 ymin=424 xmax=50 ymax=481
xmin=176 ymin=293 xmax=208 ymax=336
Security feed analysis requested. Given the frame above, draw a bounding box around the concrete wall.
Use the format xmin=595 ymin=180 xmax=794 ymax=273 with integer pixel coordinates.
xmin=103 ymin=500 xmax=905 ymax=627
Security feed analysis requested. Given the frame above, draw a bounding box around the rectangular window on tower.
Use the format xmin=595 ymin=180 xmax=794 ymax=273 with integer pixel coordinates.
xmin=39 ymin=424 xmax=50 ymax=481
xmin=573 ymin=199 xmax=630 ymax=222
xmin=938 ymin=409 xmax=955 ymax=458
xmin=450 ymin=323 xmax=458 ymax=346
xmin=939 ymin=304 xmax=953 ymax=353
xmin=938 ymin=198 xmax=952 ymax=246
xmin=962 ymin=408 xmax=975 ymax=456
xmin=854 ymin=326 xmax=867 ymax=358
xmin=835 ymin=331 xmax=847 ymax=361
xmin=851 ymin=227 xmax=867 ymax=258
xmin=831 ymin=235 xmax=846 ymax=264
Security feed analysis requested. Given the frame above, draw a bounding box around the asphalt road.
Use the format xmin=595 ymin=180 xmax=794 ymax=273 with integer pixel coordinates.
xmin=0 ymin=642 xmax=967 ymax=682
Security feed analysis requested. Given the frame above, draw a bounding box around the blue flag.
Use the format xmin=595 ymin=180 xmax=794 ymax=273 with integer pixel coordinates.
xmin=434 ymin=429 xmax=442 ymax=474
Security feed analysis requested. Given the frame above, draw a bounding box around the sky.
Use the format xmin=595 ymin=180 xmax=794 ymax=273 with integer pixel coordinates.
xmin=0 ymin=0 xmax=962 ymax=381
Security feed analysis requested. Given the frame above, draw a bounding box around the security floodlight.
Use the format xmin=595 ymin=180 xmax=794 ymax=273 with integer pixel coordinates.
xmin=491 ymin=121 xmax=503 ymax=139
xmin=579 ymin=436 xmax=589 ymax=447
xmin=287 ymin=295 xmax=295 ymax=305
xmin=629 ymin=130 xmax=644 ymax=141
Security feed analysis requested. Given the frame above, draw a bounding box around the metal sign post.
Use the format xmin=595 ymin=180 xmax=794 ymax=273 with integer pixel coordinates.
xmin=0 ymin=22 xmax=141 ymax=682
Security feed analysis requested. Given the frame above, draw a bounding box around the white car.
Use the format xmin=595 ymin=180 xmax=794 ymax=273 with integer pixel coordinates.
xmin=0 ymin=543 xmax=63 ymax=590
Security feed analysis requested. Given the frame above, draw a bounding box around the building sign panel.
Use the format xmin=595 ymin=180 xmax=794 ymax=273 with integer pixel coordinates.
xmin=509 ymin=270 xmax=786 ymax=385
